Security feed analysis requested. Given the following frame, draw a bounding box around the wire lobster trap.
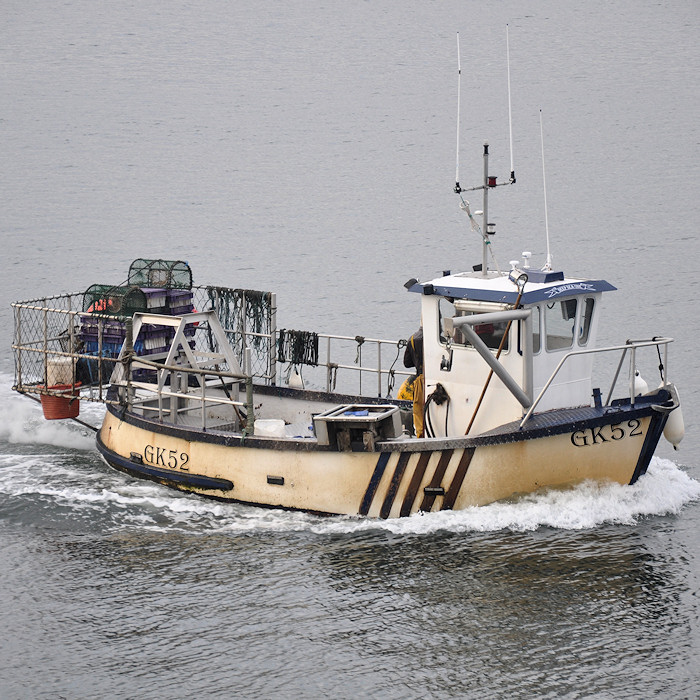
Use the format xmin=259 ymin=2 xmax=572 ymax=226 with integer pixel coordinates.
xmin=82 ymin=285 xmax=148 ymax=316
xmin=127 ymin=259 xmax=193 ymax=289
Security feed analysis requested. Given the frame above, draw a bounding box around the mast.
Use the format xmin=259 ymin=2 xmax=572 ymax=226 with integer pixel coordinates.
xmin=482 ymin=144 xmax=489 ymax=275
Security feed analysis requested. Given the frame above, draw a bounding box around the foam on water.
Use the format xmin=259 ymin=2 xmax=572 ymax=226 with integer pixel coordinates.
xmin=0 ymin=372 xmax=99 ymax=450
xmin=345 ymin=457 xmax=700 ymax=535
xmin=1 ymin=443 xmax=697 ymax=535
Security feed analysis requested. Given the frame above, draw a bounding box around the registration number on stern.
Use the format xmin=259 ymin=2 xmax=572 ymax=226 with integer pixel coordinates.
xmin=144 ymin=444 xmax=191 ymax=470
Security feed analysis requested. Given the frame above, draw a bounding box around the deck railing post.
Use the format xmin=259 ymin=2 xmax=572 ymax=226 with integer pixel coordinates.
xmin=124 ymin=318 xmax=134 ymax=411
xmin=42 ymin=308 xmax=48 ymax=388
xmin=201 ymin=375 xmax=206 ymax=431
xmin=241 ymin=293 xmax=247 ymax=356
xmin=326 ymin=336 xmax=332 ymax=392
xmin=269 ymin=292 xmax=277 ymax=386
xmin=630 ymin=346 xmax=637 ymax=406
xmin=244 ymin=348 xmax=254 ymax=437
xmin=68 ymin=311 xmax=76 ymax=385
xmin=14 ymin=305 xmax=23 ymax=390
xmin=98 ymin=317 xmax=104 ymax=400
xmin=605 ymin=346 xmax=628 ymax=407
xmin=157 ymin=375 xmax=164 ymax=422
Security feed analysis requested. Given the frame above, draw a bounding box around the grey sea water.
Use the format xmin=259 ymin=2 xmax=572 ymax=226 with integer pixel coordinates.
xmin=2 ymin=1 xmax=700 ymax=698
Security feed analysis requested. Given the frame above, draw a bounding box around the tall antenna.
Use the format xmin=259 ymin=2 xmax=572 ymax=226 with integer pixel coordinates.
xmin=540 ymin=109 xmax=553 ymax=270
xmin=453 ymin=28 xmax=516 ymax=276
xmin=454 ymin=32 xmax=462 ymax=193
xmin=506 ymin=24 xmax=516 ymax=183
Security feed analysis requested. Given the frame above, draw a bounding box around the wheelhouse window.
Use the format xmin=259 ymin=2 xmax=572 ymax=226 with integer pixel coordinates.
xmin=545 ymin=298 xmax=577 ymax=351
xmin=532 ymin=305 xmax=541 ymax=354
xmin=439 ymin=298 xmax=510 ymax=351
xmin=578 ymin=297 xmax=595 ymax=345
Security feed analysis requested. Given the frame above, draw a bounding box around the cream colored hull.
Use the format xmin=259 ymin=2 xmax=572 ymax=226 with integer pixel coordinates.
xmin=97 ymin=401 xmax=666 ymax=518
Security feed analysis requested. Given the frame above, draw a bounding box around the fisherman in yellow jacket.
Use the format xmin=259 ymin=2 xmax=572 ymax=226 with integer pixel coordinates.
xmin=402 ymin=327 xmax=424 ymax=438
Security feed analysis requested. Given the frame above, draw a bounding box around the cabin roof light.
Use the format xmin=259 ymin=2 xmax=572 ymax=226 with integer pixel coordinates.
xmin=508 ymin=261 xmax=528 ymax=290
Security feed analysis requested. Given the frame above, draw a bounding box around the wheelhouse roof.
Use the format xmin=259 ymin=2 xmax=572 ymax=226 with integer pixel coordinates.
xmin=407 ymin=269 xmax=616 ymax=305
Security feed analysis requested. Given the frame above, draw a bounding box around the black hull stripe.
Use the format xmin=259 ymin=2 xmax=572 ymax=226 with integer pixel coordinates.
xmin=419 ymin=450 xmax=453 ymax=512
xmin=359 ymin=452 xmax=391 ymax=516
xmin=442 ymin=447 xmax=475 ymax=510
xmin=400 ymin=452 xmax=432 ymax=517
xmin=96 ymin=433 xmax=234 ymax=491
xmin=379 ymin=452 xmax=412 ymax=519
xmin=630 ymin=410 xmax=668 ymax=484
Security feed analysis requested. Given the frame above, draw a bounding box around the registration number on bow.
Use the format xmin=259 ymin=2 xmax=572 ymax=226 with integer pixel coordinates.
xmin=570 ymin=419 xmax=643 ymax=447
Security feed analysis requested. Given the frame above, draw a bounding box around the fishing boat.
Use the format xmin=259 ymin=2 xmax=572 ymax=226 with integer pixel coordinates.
xmin=10 ymin=143 xmax=684 ymax=519
xmin=10 ymin=35 xmax=685 ymax=517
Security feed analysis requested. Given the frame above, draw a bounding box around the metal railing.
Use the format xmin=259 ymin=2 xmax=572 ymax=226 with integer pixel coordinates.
xmin=12 ymin=302 xmax=123 ymax=404
xmin=12 ymin=295 xmax=412 ymax=422
xmin=520 ymin=337 xmax=673 ymax=428
xmin=11 ymin=286 xmax=278 ymax=400
xmin=122 ymin=351 xmax=254 ymax=434
xmin=318 ymin=333 xmax=411 ymax=397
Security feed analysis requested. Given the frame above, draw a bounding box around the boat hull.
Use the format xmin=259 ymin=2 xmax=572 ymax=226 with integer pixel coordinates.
xmin=96 ymin=390 xmax=674 ymax=518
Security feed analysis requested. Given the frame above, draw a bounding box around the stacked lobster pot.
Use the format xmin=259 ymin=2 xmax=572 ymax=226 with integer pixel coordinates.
xmin=78 ymin=260 xmax=194 ymax=386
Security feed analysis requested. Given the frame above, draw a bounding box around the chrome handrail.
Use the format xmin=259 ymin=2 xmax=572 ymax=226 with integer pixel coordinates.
xmin=520 ymin=337 xmax=673 ymax=428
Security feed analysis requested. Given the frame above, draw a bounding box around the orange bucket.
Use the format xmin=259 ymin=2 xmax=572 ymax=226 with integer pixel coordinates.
xmin=40 ymin=383 xmax=82 ymax=420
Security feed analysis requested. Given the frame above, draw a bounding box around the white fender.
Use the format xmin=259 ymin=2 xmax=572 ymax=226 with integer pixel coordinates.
xmin=662 ymin=385 xmax=684 ymax=451
xmin=288 ymin=368 xmax=304 ymax=389
xmin=634 ymin=370 xmax=649 ymax=396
